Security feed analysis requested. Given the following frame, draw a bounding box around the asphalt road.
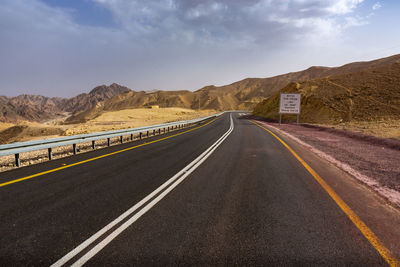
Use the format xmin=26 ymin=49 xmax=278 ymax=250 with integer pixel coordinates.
xmin=0 ymin=113 xmax=397 ymax=266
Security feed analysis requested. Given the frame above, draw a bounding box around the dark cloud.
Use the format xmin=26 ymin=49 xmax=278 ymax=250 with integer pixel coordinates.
xmin=92 ymin=0 xmax=365 ymax=44
xmin=0 ymin=0 xmax=372 ymax=97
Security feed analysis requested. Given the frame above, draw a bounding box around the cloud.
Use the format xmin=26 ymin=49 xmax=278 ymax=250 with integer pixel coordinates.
xmin=372 ymin=2 xmax=382 ymax=10
xmin=91 ymin=0 xmax=366 ymax=45
xmin=344 ymin=16 xmax=368 ymax=28
xmin=0 ymin=0 xmax=370 ymax=97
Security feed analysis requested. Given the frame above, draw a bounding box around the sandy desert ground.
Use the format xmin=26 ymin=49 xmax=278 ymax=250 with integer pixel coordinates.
xmin=0 ymin=123 xmax=14 ymax=132
xmin=319 ymin=119 xmax=400 ymax=140
xmin=0 ymin=107 xmax=216 ymax=144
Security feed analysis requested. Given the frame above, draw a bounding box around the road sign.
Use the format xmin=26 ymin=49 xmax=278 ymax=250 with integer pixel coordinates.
xmin=279 ymin=93 xmax=301 ymax=114
xmin=279 ymin=93 xmax=301 ymax=124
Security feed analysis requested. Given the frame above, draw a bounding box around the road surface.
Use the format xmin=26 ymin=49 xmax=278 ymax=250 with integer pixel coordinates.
xmin=0 ymin=113 xmax=399 ymax=266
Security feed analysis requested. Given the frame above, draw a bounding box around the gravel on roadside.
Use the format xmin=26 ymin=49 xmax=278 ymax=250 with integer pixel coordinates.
xmin=0 ymin=134 xmax=144 ymax=173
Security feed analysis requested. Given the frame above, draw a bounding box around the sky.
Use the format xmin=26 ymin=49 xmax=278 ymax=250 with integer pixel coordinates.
xmin=1 ymin=0 xmax=400 ymax=97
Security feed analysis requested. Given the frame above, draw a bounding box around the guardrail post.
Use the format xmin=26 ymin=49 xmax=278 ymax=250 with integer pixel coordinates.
xmin=15 ymin=153 xmax=20 ymax=167
xmin=130 ymin=134 xmax=133 ymax=141
xmin=48 ymin=148 xmax=52 ymax=160
xmin=120 ymin=136 xmax=123 ymax=144
xmin=0 ymin=113 xmax=222 ymax=165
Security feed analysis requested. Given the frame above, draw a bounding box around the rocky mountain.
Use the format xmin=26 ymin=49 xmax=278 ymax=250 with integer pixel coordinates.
xmin=66 ymin=54 xmax=400 ymax=123
xmin=0 ymin=83 xmax=131 ymax=123
xmin=2 ymin=54 xmax=400 ymax=124
xmin=64 ymin=90 xmax=195 ymax=123
xmin=0 ymin=95 xmax=65 ymax=123
xmin=253 ymin=60 xmax=400 ymax=123
xmin=192 ymin=53 xmax=400 ymax=110
xmin=60 ymin=83 xmax=131 ymax=113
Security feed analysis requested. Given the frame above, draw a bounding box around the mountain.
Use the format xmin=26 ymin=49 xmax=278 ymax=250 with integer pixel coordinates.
xmin=2 ymin=54 xmax=400 ymax=123
xmin=59 ymin=83 xmax=131 ymax=113
xmin=253 ymin=60 xmax=400 ymax=123
xmin=0 ymin=95 xmax=65 ymax=123
xmin=64 ymin=90 xmax=195 ymax=123
xmin=0 ymin=83 xmax=131 ymax=123
xmin=192 ymin=53 xmax=400 ymax=110
xmin=66 ymin=54 xmax=400 ymax=123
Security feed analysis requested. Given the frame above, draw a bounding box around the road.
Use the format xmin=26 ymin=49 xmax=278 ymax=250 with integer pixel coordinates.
xmin=0 ymin=112 xmax=398 ymax=266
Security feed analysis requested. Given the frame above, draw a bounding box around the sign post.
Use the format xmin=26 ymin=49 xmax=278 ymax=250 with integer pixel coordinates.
xmin=279 ymin=93 xmax=301 ymax=125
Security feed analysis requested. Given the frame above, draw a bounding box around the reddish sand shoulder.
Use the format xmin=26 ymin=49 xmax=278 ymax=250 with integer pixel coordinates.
xmin=256 ymin=120 xmax=400 ymax=207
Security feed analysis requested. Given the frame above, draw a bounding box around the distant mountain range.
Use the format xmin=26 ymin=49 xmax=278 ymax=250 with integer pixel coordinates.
xmin=0 ymin=83 xmax=130 ymax=123
xmin=1 ymin=54 xmax=400 ymax=123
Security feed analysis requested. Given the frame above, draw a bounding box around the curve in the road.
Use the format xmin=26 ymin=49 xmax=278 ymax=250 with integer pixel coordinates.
xmin=250 ymin=120 xmax=399 ymax=267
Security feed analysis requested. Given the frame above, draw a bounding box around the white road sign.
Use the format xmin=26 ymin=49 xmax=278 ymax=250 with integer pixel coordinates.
xmin=279 ymin=93 xmax=301 ymax=114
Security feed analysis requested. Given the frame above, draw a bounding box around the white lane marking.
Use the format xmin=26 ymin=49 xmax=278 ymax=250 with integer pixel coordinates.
xmin=52 ymin=114 xmax=234 ymax=267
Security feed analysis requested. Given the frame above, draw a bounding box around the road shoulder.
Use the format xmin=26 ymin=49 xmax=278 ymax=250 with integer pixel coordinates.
xmin=253 ymin=120 xmax=400 ymax=262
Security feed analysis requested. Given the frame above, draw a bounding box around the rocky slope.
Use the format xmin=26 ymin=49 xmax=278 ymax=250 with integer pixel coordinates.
xmin=68 ymin=54 xmax=400 ymax=123
xmin=0 ymin=95 xmax=65 ymax=123
xmin=0 ymin=83 xmax=130 ymax=123
xmin=2 ymin=54 xmax=400 ymax=123
xmin=253 ymin=61 xmax=400 ymax=123
xmin=59 ymin=83 xmax=131 ymax=113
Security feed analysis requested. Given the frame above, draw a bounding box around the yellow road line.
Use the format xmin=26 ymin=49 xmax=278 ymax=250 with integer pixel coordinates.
xmin=0 ymin=118 xmax=219 ymax=188
xmin=250 ymin=120 xmax=399 ymax=267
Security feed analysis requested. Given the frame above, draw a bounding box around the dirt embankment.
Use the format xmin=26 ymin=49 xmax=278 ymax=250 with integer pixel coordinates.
xmin=253 ymin=117 xmax=400 ymax=207
xmin=0 ymin=125 xmax=64 ymax=144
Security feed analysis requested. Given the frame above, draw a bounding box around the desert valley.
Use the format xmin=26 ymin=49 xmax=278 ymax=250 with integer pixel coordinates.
xmin=2 ymin=1 xmax=400 ymax=265
xmin=1 ymin=54 xmax=400 ymax=143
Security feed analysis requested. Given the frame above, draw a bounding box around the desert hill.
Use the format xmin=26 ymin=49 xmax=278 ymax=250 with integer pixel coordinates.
xmin=0 ymin=83 xmax=130 ymax=123
xmin=2 ymin=54 xmax=400 ymax=124
xmin=64 ymin=90 xmax=195 ymax=123
xmin=253 ymin=60 xmax=400 ymax=123
xmin=195 ymin=53 xmax=400 ymax=101
xmin=67 ymin=54 xmax=400 ymax=123
xmin=59 ymin=83 xmax=131 ymax=113
xmin=0 ymin=94 xmax=65 ymax=123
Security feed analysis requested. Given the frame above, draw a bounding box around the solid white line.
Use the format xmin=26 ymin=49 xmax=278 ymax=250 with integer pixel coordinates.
xmin=52 ymin=114 xmax=234 ymax=267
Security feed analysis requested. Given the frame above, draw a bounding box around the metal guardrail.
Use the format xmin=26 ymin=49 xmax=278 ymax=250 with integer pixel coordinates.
xmin=0 ymin=112 xmax=225 ymax=167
